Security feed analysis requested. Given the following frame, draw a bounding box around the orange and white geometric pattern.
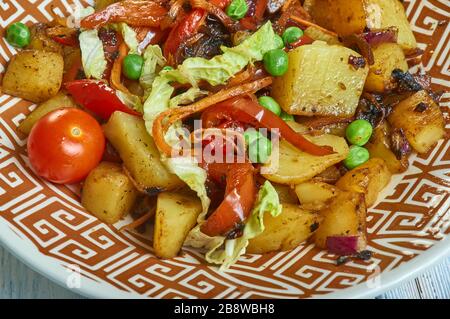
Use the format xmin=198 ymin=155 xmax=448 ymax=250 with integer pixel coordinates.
xmin=0 ymin=0 xmax=449 ymax=298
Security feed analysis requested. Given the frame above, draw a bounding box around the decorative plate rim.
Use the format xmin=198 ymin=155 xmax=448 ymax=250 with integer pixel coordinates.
xmin=1 ymin=217 xmax=449 ymax=299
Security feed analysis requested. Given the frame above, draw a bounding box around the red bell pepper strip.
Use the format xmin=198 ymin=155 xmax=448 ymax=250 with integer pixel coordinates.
xmin=286 ymin=35 xmax=314 ymax=50
xmin=80 ymin=0 xmax=167 ymax=29
xmin=201 ymin=97 xmax=334 ymax=156
xmin=65 ymin=80 xmax=141 ymax=120
xmin=200 ymin=162 xmax=256 ymax=237
xmin=163 ymin=9 xmax=207 ymax=60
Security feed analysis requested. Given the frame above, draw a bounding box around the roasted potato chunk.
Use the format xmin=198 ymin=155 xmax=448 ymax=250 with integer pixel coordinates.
xmin=365 ymin=43 xmax=408 ymax=93
xmin=304 ymin=0 xmax=417 ymax=53
xmin=18 ymin=93 xmax=77 ymax=135
xmin=336 ymin=158 xmax=391 ymax=207
xmin=273 ymin=184 xmax=299 ymax=204
xmin=262 ymin=133 xmax=349 ymax=185
xmin=272 ymin=41 xmax=368 ymax=117
xmin=314 ymin=191 xmax=367 ymax=249
xmin=304 ymin=26 xmax=341 ymax=45
xmin=27 ymin=23 xmax=63 ymax=54
xmin=2 ymin=50 xmax=63 ymax=103
xmin=247 ymin=204 xmax=321 ymax=254
xmin=365 ymin=122 xmax=409 ymax=173
xmin=103 ymin=112 xmax=184 ymax=193
xmin=81 ymin=162 xmax=139 ymax=224
xmin=388 ymin=90 xmax=445 ymax=154
xmin=154 ymin=192 xmax=202 ymax=259
xmin=294 ymin=180 xmax=340 ymax=211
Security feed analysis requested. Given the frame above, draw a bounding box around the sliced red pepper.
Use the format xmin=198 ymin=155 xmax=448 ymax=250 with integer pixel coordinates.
xmin=286 ymin=35 xmax=314 ymax=50
xmin=80 ymin=0 xmax=167 ymax=29
xmin=163 ymin=9 xmax=207 ymax=60
xmin=52 ymin=35 xmax=79 ymax=46
xmin=201 ymin=97 xmax=334 ymax=156
xmin=200 ymin=162 xmax=256 ymax=237
xmin=65 ymin=80 xmax=141 ymax=120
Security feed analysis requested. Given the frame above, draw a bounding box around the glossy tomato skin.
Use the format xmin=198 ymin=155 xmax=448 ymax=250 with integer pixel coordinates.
xmin=27 ymin=108 xmax=105 ymax=184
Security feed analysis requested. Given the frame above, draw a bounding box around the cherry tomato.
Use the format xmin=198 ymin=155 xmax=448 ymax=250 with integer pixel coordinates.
xmin=27 ymin=108 xmax=105 ymax=184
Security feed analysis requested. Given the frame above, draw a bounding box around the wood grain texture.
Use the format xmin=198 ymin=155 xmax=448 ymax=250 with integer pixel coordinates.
xmin=0 ymin=245 xmax=448 ymax=299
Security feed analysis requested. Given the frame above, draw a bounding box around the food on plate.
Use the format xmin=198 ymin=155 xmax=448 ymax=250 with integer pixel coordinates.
xmin=2 ymin=0 xmax=445 ymax=268
xmin=2 ymin=50 xmax=63 ymax=103
xmin=81 ymin=162 xmax=139 ymax=224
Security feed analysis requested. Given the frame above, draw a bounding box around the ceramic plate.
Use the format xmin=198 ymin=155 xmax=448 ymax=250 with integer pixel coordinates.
xmin=0 ymin=0 xmax=449 ymax=299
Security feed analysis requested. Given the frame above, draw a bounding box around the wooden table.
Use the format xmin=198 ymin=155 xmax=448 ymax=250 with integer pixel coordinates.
xmin=0 ymin=245 xmax=449 ymax=299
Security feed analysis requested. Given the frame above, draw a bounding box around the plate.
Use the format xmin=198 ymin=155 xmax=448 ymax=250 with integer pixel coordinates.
xmin=0 ymin=0 xmax=449 ymax=299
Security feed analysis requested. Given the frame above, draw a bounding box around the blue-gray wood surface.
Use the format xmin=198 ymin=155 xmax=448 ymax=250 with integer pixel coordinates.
xmin=0 ymin=245 xmax=448 ymax=299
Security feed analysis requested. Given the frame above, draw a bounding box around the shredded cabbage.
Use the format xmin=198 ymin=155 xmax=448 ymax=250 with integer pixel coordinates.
xmin=118 ymin=23 xmax=140 ymax=54
xmin=184 ymin=181 xmax=282 ymax=270
xmin=140 ymin=45 xmax=166 ymax=97
xmin=142 ymin=22 xmax=279 ymax=251
xmin=79 ymin=29 xmax=107 ymax=80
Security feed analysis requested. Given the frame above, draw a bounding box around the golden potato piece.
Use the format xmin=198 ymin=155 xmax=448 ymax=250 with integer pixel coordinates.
xmin=294 ymin=180 xmax=340 ymax=211
xmin=388 ymin=90 xmax=445 ymax=154
xmin=336 ymin=158 xmax=391 ymax=207
xmin=247 ymin=204 xmax=321 ymax=254
xmin=262 ymin=133 xmax=349 ymax=185
xmin=153 ymin=192 xmax=202 ymax=259
xmin=81 ymin=162 xmax=139 ymax=224
xmin=272 ymin=41 xmax=368 ymax=117
xmin=2 ymin=50 xmax=63 ymax=103
xmin=304 ymin=0 xmax=417 ymax=53
xmin=18 ymin=93 xmax=77 ymax=135
xmin=365 ymin=122 xmax=409 ymax=174
xmin=314 ymin=191 xmax=367 ymax=249
xmin=103 ymin=112 xmax=184 ymax=193
xmin=365 ymin=43 xmax=408 ymax=93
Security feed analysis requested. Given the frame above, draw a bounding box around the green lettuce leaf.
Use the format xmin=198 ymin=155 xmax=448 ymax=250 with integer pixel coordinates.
xmin=165 ymin=157 xmax=211 ymax=213
xmin=118 ymin=23 xmax=140 ymax=54
xmin=184 ymin=181 xmax=282 ymax=270
xmin=116 ymin=91 xmax=143 ymax=113
xmin=140 ymin=45 xmax=166 ymax=97
xmin=142 ymin=21 xmax=277 ymax=220
xmin=79 ymin=29 xmax=107 ymax=80
xmin=163 ymin=21 xmax=278 ymax=86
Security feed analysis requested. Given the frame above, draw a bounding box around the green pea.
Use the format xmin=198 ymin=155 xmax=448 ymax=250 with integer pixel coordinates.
xmin=226 ymin=0 xmax=248 ymax=20
xmin=343 ymin=145 xmax=370 ymax=169
xmin=6 ymin=22 xmax=31 ymax=48
xmin=122 ymin=54 xmax=144 ymax=80
xmin=258 ymin=96 xmax=281 ymax=116
xmin=346 ymin=119 xmax=373 ymax=146
xmin=282 ymin=26 xmax=303 ymax=45
xmin=162 ymin=66 xmax=174 ymax=71
xmin=280 ymin=111 xmax=295 ymax=122
xmin=243 ymin=128 xmax=264 ymax=146
xmin=263 ymin=49 xmax=289 ymax=76
xmin=248 ymin=135 xmax=272 ymax=164
xmin=274 ymin=34 xmax=285 ymax=49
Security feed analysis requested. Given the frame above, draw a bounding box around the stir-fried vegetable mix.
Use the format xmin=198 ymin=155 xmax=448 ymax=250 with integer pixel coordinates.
xmin=3 ymin=0 xmax=445 ymax=268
